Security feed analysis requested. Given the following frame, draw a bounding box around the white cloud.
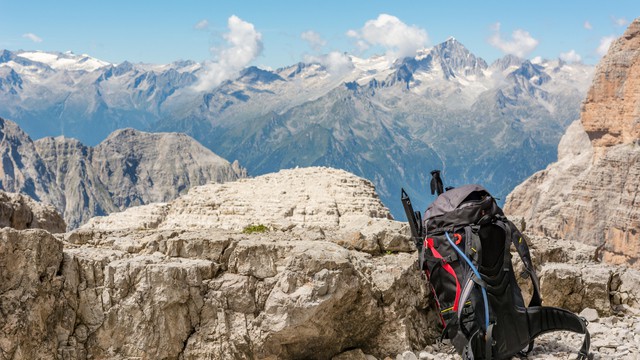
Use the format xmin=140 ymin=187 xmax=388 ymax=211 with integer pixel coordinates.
xmin=597 ymin=35 xmax=617 ymax=57
xmin=559 ymin=49 xmax=582 ymax=63
xmin=347 ymin=14 xmax=428 ymax=61
xmin=194 ymin=15 xmax=263 ymax=91
xmin=22 ymin=33 xmax=43 ymax=43
xmin=301 ymin=30 xmax=326 ymax=51
xmin=583 ymin=21 xmax=592 ymax=30
xmin=305 ymin=51 xmax=354 ymax=76
xmin=488 ymin=22 xmax=539 ymax=58
xmin=611 ymin=16 xmax=629 ymax=27
xmin=194 ymin=19 xmax=209 ymax=30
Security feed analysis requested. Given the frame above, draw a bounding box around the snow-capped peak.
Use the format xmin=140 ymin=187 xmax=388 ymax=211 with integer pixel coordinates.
xmin=350 ymin=54 xmax=390 ymax=72
xmin=17 ymin=50 xmax=110 ymax=71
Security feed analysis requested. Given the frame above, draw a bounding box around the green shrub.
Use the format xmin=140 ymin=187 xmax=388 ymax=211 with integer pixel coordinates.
xmin=242 ymin=224 xmax=269 ymax=234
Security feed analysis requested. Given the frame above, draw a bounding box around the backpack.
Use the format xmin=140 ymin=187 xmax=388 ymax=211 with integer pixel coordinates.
xmin=401 ymin=178 xmax=591 ymax=360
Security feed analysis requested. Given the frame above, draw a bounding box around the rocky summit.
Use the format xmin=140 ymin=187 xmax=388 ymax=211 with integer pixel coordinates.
xmin=505 ymin=18 xmax=640 ymax=268
xmin=1 ymin=166 xmax=640 ymax=359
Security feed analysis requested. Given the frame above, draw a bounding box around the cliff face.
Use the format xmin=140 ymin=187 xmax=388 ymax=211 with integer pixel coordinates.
xmin=505 ymin=18 xmax=640 ymax=267
xmin=582 ymin=19 xmax=640 ymax=148
xmin=0 ymin=117 xmax=245 ymax=229
xmin=0 ymin=119 xmax=62 ymax=207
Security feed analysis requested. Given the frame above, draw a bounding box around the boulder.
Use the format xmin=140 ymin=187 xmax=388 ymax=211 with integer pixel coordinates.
xmin=0 ymin=190 xmax=66 ymax=233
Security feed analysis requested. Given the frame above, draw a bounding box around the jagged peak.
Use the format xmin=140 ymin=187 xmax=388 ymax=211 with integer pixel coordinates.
xmin=491 ymin=54 xmax=524 ymax=70
xmin=0 ymin=49 xmax=14 ymax=63
xmin=238 ymin=66 xmax=284 ymax=84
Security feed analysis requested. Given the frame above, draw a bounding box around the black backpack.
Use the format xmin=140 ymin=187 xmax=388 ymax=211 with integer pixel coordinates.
xmin=401 ymin=179 xmax=591 ymax=360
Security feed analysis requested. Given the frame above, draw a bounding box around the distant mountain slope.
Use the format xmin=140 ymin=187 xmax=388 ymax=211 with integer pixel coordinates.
xmin=0 ymin=40 xmax=593 ymax=217
xmin=0 ymin=117 xmax=245 ymax=228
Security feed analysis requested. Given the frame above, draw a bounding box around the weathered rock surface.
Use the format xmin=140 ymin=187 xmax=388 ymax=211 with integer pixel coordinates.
xmin=581 ymin=19 xmax=640 ymax=148
xmin=83 ymin=167 xmax=411 ymax=255
xmin=0 ymin=116 xmax=245 ymax=229
xmin=1 ymin=167 xmax=436 ymax=359
xmin=0 ymin=118 xmax=62 ymax=207
xmin=2 ymin=166 xmax=640 ymax=359
xmin=505 ymin=19 xmax=640 ymax=268
xmin=523 ymin=234 xmax=640 ymax=316
xmin=0 ymin=190 xmax=65 ymax=232
xmin=0 ymin=229 xmax=66 ymax=360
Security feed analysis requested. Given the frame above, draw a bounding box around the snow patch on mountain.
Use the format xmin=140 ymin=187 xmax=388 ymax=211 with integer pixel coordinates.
xmin=17 ymin=51 xmax=110 ymax=71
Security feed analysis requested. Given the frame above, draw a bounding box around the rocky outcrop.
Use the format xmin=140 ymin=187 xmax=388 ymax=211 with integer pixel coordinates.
xmin=0 ymin=190 xmax=65 ymax=232
xmin=1 ymin=166 xmax=640 ymax=359
xmin=88 ymin=128 xmax=246 ymax=210
xmin=83 ymin=167 xmax=411 ymax=255
xmin=519 ymin=234 xmax=640 ymax=316
xmin=582 ymin=19 xmax=640 ymax=148
xmin=0 ymin=229 xmax=67 ymax=359
xmin=0 ymin=167 xmax=436 ymax=359
xmin=505 ymin=18 xmax=640 ymax=267
xmin=33 ymin=137 xmax=116 ymax=230
xmin=0 ymin=117 xmax=245 ymax=229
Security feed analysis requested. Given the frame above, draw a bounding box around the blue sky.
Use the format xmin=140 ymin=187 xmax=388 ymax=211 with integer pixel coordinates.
xmin=1 ymin=0 xmax=638 ymax=68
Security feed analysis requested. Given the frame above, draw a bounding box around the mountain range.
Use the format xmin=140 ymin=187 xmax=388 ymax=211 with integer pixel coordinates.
xmin=0 ymin=117 xmax=245 ymax=228
xmin=0 ymin=39 xmax=594 ymax=216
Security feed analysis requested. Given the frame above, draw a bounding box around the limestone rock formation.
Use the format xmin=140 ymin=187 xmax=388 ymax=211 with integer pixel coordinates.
xmin=505 ymin=18 xmax=640 ymax=267
xmin=582 ymin=19 xmax=640 ymax=148
xmin=521 ymin=234 xmax=639 ymax=316
xmin=0 ymin=228 xmax=66 ymax=360
xmin=0 ymin=167 xmax=437 ymax=359
xmin=83 ymin=167 xmax=411 ymax=255
xmin=89 ymin=128 xmax=245 ymax=209
xmin=0 ymin=116 xmax=245 ymax=229
xmin=0 ymin=118 xmax=62 ymax=208
xmin=2 ymin=166 xmax=640 ymax=359
xmin=0 ymin=190 xmax=65 ymax=232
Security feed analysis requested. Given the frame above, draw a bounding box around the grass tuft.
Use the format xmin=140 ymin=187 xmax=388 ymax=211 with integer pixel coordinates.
xmin=242 ymin=224 xmax=269 ymax=234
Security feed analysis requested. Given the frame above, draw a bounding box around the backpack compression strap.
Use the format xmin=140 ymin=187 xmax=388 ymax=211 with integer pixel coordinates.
xmin=527 ymin=306 xmax=591 ymax=359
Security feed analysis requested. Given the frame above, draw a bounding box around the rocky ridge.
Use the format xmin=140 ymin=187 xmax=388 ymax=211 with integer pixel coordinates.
xmin=2 ymin=166 xmax=640 ymax=359
xmin=504 ymin=18 xmax=640 ymax=268
xmin=0 ymin=117 xmax=245 ymax=229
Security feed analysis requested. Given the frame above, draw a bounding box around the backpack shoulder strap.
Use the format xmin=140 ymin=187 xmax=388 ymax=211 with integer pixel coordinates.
xmin=495 ymin=216 xmax=542 ymax=307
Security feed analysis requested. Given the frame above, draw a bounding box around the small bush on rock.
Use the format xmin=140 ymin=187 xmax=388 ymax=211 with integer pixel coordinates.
xmin=242 ymin=224 xmax=269 ymax=234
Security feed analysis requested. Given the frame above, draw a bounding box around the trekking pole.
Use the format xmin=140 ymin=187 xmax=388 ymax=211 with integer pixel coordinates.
xmin=401 ymin=188 xmax=423 ymax=249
